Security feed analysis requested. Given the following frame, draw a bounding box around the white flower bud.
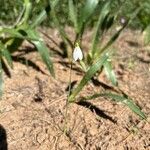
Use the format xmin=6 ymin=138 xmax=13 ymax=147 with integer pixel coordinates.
xmin=73 ymin=45 xmax=83 ymax=61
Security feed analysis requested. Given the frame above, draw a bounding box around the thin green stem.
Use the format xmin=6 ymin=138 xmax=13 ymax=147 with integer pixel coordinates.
xmin=18 ymin=0 xmax=32 ymax=26
xmin=64 ymin=60 xmax=73 ymax=134
xmin=68 ymin=61 xmax=73 ymax=97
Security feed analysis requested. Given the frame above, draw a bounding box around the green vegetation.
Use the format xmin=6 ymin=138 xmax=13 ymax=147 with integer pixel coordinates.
xmin=0 ymin=0 xmax=54 ymax=97
xmin=0 ymin=0 xmax=149 ymax=120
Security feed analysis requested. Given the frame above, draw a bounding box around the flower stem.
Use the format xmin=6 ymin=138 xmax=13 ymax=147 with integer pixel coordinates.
xmin=64 ymin=60 xmax=73 ymax=134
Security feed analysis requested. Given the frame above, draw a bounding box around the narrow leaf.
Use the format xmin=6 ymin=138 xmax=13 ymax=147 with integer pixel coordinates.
xmin=69 ymin=53 xmax=109 ymax=102
xmin=0 ymin=28 xmax=23 ymax=38
xmin=31 ymin=2 xmax=51 ymax=28
xmin=143 ymin=25 xmax=150 ymax=45
xmin=50 ymin=3 xmax=73 ymax=49
xmin=50 ymin=0 xmax=60 ymax=9
xmin=0 ymin=42 xmax=13 ymax=68
xmin=104 ymin=59 xmax=117 ymax=86
xmin=26 ymin=29 xmax=55 ymax=77
xmin=97 ymin=7 xmax=142 ymax=57
xmin=98 ymin=26 xmax=124 ymax=56
xmin=83 ymin=93 xmax=147 ymax=119
xmin=31 ymin=9 xmax=47 ymax=28
xmin=19 ymin=0 xmax=32 ymax=25
xmin=0 ymin=28 xmax=39 ymax=41
xmin=101 ymin=15 xmax=114 ymax=31
xmin=91 ymin=1 xmax=111 ymax=56
xmin=79 ymin=0 xmax=99 ymax=31
xmin=69 ymin=0 xmax=78 ymax=33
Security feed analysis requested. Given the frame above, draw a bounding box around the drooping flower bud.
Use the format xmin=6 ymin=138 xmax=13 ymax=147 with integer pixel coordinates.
xmin=73 ymin=43 xmax=83 ymax=61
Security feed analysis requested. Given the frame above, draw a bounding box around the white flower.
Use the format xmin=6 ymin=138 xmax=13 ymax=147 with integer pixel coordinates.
xmin=73 ymin=45 xmax=83 ymax=61
xmin=120 ymin=18 xmax=126 ymax=24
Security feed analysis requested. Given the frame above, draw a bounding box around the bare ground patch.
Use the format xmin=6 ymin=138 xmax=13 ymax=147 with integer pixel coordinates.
xmin=0 ymin=28 xmax=150 ymax=150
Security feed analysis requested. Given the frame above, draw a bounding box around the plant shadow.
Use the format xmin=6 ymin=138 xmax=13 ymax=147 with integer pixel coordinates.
xmin=2 ymin=60 xmax=11 ymax=78
xmin=65 ymin=81 xmax=77 ymax=93
xmin=57 ymin=61 xmax=83 ymax=74
xmin=40 ymin=30 xmax=68 ymax=58
xmin=0 ymin=124 xmax=8 ymax=150
xmin=12 ymin=56 xmax=47 ymax=75
xmin=136 ymin=55 xmax=150 ymax=64
xmin=126 ymin=40 xmax=140 ymax=48
xmin=2 ymin=46 xmax=48 ymax=77
xmin=76 ymin=100 xmax=117 ymax=124
xmin=17 ymin=46 xmax=36 ymax=56
xmin=91 ymin=78 xmax=118 ymax=92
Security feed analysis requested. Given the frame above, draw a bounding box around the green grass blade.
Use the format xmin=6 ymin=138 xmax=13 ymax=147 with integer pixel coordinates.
xmin=18 ymin=0 xmax=32 ymax=25
xmin=143 ymin=25 xmax=150 ymax=45
xmin=31 ymin=9 xmax=47 ymax=28
xmin=50 ymin=0 xmax=60 ymax=8
xmin=0 ymin=28 xmax=39 ymax=41
xmin=50 ymin=1 xmax=73 ymax=49
xmin=69 ymin=0 xmax=78 ymax=33
xmin=98 ymin=26 xmax=124 ymax=56
xmin=68 ymin=53 xmax=109 ymax=102
xmin=97 ymin=7 xmax=142 ymax=57
xmin=91 ymin=1 xmax=111 ymax=56
xmin=101 ymin=15 xmax=114 ymax=32
xmin=26 ymin=29 xmax=55 ymax=77
xmin=2 ymin=49 xmax=13 ymax=68
xmin=79 ymin=0 xmax=99 ymax=31
xmin=104 ymin=58 xmax=117 ymax=86
xmin=0 ymin=42 xmax=13 ymax=68
xmin=0 ymin=28 xmax=23 ymax=38
xmin=83 ymin=93 xmax=147 ymax=119
xmin=31 ymin=2 xmax=51 ymax=28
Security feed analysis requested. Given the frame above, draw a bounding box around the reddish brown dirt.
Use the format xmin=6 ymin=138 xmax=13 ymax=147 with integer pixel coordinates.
xmin=0 ymin=28 xmax=150 ymax=150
